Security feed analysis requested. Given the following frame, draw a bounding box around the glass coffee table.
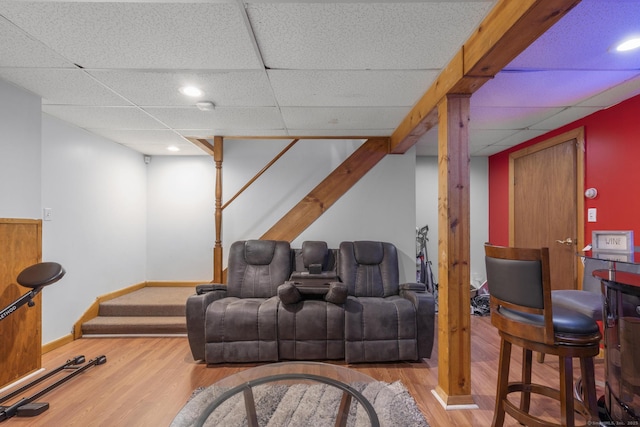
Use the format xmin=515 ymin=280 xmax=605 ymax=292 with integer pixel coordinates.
xmin=192 ymin=362 xmax=380 ymax=427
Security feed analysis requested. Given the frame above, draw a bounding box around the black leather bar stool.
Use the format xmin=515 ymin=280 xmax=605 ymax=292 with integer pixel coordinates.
xmin=484 ymin=244 xmax=601 ymax=427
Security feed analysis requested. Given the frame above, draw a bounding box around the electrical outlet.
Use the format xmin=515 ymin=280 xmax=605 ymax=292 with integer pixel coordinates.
xmin=43 ymin=208 xmax=53 ymax=221
xmin=587 ymin=208 xmax=597 ymax=222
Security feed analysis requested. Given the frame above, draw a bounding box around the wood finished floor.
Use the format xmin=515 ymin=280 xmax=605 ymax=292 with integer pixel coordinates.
xmin=3 ymin=316 xmax=604 ymax=426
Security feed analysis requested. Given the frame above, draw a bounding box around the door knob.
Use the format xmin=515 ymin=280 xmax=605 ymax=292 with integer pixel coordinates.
xmin=555 ymin=237 xmax=574 ymax=246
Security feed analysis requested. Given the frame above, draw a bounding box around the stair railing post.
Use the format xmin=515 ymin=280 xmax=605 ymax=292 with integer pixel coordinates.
xmin=213 ymin=136 xmax=223 ymax=283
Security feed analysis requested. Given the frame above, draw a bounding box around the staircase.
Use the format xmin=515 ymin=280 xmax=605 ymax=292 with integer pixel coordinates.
xmin=81 ymin=286 xmax=195 ymax=336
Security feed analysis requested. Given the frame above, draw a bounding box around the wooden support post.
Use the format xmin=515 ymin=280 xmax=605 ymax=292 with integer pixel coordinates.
xmin=433 ymin=95 xmax=476 ymax=408
xmin=213 ymin=136 xmax=223 ymax=284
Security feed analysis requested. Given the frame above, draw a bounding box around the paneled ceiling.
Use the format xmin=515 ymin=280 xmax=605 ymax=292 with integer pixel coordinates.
xmin=0 ymin=0 xmax=638 ymax=156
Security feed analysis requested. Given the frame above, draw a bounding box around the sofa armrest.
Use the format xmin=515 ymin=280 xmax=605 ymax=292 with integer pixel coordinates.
xmin=186 ymin=287 xmax=226 ymax=361
xmin=196 ymin=283 xmax=227 ymax=294
xmin=400 ymin=288 xmax=436 ymax=359
xmin=400 ymin=282 xmax=427 ymax=292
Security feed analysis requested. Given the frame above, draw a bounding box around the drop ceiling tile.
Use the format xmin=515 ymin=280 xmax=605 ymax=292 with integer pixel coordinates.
xmin=87 ymin=129 xmax=192 ymax=148
xmin=471 ymin=145 xmax=514 ymax=157
xmin=578 ymin=74 xmax=640 ymax=107
xmin=0 ymin=68 xmax=129 ymax=106
xmin=289 ymin=129 xmax=392 ymax=137
xmin=414 ymin=128 xmax=517 ymax=156
xmin=268 ymin=70 xmax=438 ymax=107
xmin=491 ymin=129 xmax=549 ymax=150
xmin=247 ymin=2 xmax=493 ymax=69
xmin=470 ymin=106 xmax=564 ymax=130
xmin=281 ymin=107 xmax=408 ymax=130
xmin=530 ymin=106 xmax=603 ymax=131
xmin=145 ymin=107 xmax=284 ymax=130
xmin=470 ymin=129 xmax=521 ymax=146
xmin=87 ymin=70 xmax=276 ymax=107
xmin=0 ymin=17 xmax=72 ymax=68
xmin=177 ymin=129 xmax=287 ymax=138
xmin=473 ymin=70 xmax=640 ymax=108
xmin=43 ymin=106 xmax=165 ymax=130
xmin=0 ymin=2 xmax=261 ymax=69
xmin=123 ymin=143 xmax=206 ymax=156
xmin=508 ymin=0 xmax=640 ymax=71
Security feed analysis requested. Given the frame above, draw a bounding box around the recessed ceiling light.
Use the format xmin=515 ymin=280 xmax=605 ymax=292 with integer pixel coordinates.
xmin=179 ymin=86 xmax=203 ymax=97
xmin=616 ymin=37 xmax=640 ymax=52
xmin=167 ymin=145 xmax=180 ymax=152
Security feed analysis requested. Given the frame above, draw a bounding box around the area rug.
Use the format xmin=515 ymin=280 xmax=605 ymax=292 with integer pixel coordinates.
xmin=171 ymin=380 xmax=430 ymax=427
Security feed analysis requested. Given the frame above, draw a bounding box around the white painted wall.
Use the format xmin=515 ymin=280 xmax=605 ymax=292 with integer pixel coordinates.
xmin=416 ymin=156 xmax=489 ymax=286
xmin=292 ymin=148 xmax=417 ymax=282
xmin=146 ymin=156 xmax=215 ymax=281
xmin=221 ymin=138 xmax=363 ymax=245
xmin=0 ymin=79 xmax=41 ymax=218
xmin=145 ymin=140 xmax=418 ymax=283
xmin=40 ymin=115 xmax=147 ymax=342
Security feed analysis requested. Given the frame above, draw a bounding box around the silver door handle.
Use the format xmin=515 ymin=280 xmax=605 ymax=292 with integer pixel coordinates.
xmin=555 ymin=237 xmax=574 ymax=246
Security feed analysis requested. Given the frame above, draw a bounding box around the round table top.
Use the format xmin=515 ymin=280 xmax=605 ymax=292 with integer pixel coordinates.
xmin=213 ymin=361 xmax=376 ymax=389
xmin=194 ymin=362 xmax=380 ymax=427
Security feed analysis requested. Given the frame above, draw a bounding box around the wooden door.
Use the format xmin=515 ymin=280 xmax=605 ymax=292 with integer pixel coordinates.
xmin=509 ymin=129 xmax=585 ymax=291
xmin=0 ymin=219 xmax=42 ymax=387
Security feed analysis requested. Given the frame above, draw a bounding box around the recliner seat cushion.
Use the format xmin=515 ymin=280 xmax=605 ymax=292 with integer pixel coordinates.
xmin=278 ymin=300 xmax=345 ymax=360
xmin=344 ymin=296 xmax=418 ymax=363
xmin=205 ymin=297 xmax=279 ymax=363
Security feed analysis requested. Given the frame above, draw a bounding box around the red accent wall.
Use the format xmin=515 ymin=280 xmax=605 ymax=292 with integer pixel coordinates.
xmin=488 ymin=93 xmax=640 ymax=247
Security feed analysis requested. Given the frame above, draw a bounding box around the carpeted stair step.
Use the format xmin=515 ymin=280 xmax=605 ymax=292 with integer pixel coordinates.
xmin=82 ymin=315 xmax=186 ymax=335
xmin=98 ymin=287 xmax=194 ymax=317
xmin=81 ymin=286 xmax=196 ymax=336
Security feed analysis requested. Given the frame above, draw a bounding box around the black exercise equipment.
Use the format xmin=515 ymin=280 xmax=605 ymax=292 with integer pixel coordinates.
xmin=0 ymin=355 xmax=107 ymax=421
xmin=0 ymin=262 xmax=107 ymax=421
xmin=0 ymin=262 xmax=65 ymax=322
xmin=0 ymin=355 xmax=85 ymax=406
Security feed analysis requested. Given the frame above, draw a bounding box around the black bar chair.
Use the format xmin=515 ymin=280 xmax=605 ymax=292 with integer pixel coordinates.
xmin=484 ymin=244 xmax=601 ymax=427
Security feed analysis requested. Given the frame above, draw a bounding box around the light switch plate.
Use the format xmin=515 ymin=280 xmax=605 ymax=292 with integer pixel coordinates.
xmin=587 ymin=208 xmax=597 ymax=222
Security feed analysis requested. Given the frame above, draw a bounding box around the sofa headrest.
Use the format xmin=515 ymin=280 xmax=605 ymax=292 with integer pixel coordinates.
xmin=302 ymin=241 xmax=329 ymax=269
xmin=353 ymin=241 xmax=385 ymax=265
xmin=244 ymin=240 xmax=276 ymax=265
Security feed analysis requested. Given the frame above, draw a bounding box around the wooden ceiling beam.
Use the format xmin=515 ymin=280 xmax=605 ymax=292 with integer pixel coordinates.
xmin=390 ymin=0 xmax=582 ymax=154
xmin=260 ymin=137 xmax=389 ymax=242
xmin=187 ymin=137 xmax=216 ymax=157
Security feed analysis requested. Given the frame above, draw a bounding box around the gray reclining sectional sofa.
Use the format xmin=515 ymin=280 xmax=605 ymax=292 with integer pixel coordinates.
xmin=186 ymin=239 xmax=436 ymax=364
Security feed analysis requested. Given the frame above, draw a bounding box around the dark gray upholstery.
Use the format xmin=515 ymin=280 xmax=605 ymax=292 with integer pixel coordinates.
xmin=340 ymin=241 xmax=435 ymax=362
xmin=186 ymin=240 xmax=291 ymax=364
xmin=186 ymin=239 xmax=436 ymax=364
xmin=278 ymin=298 xmax=345 ymax=360
xmin=289 ymin=240 xmax=338 ymax=286
xmin=278 ymin=241 xmax=345 ymax=360
xmin=226 ymin=240 xmax=291 ymax=298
